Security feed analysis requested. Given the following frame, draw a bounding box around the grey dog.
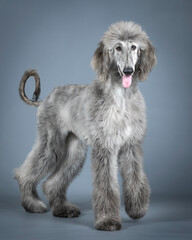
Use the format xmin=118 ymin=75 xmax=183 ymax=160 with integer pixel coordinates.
xmin=15 ymin=21 xmax=156 ymax=231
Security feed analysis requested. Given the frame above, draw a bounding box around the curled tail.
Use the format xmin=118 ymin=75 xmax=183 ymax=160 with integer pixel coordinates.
xmin=19 ymin=69 xmax=42 ymax=106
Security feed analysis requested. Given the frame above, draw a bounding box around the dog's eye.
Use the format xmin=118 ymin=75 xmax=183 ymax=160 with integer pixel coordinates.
xmin=116 ymin=46 xmax=122 ymax=52
xmin=131 ymin=45 xmax=136 ymax=51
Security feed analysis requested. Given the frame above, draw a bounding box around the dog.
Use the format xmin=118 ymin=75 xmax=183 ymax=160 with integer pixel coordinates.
xmin=15 ymin=21 xmax=156 ymax=231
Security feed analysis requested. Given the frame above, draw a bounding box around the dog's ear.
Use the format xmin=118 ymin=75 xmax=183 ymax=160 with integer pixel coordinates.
xmin=91 ymin=41 xmax=110 ymax=81
xmin=136 ymin=40 xmax=157 ymax=81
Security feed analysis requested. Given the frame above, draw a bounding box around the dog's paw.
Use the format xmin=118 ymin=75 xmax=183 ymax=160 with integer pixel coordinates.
xmin=52 ymin=203 xmax=81 ymax=218
xmin=95 ymin=218 xmax=121 ymax=231
xmin=124 ymin=186 xmax=150 ymax=219
xmin=126 ymin=207 xmax=147 ymax=219
xmin=22 ymin=199 xmax=48 ymax=213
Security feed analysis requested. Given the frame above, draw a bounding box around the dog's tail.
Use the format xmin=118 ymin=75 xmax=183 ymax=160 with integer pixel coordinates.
xmin=19 ymin=69 xmax=42 ymax=107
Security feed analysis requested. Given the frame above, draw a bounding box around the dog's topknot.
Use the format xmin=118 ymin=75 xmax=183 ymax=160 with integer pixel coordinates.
xmin=102 ymin=21 xmax=148 ymax=50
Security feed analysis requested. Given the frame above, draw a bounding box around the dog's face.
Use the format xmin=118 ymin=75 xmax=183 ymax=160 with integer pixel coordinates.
xmin=110 ymin=40 xmax=140 ymax=87
xmin=112 ymin=40 xmax=139 ymax=76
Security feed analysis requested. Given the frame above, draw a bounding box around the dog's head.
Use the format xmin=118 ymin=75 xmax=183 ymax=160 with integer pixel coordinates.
xmin=91 ymin=21 xmax=156 ymax=88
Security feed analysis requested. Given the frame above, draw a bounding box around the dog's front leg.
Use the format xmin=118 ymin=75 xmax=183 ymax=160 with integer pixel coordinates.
xmin=92 ymin=144 xmax=121 ymax=231
xmin=118 ymin=143 xmax=150 ymax=219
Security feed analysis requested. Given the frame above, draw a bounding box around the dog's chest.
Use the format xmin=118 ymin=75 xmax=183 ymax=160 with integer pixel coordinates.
xmin=98 ymin=98 xmax=131 ymax=145
xmin=97 ymin=92 xmax=146 ymax=147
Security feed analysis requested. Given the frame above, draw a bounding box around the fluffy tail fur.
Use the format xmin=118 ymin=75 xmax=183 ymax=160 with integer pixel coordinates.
xmin=19 ymin=69 xmax=41 ymax=106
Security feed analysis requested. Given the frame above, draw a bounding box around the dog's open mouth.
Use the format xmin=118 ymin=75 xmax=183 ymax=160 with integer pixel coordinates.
xmin=122 ymin=75 xmax=132 ymax=88
xmin=117 ymin=66 xmax=133 ymax=88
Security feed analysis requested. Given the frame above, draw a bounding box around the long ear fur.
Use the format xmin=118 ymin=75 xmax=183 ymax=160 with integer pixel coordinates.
xmin=136 ymin=40 xmax=157 ymax=81
xmin=91 ymin=42 xmax=110 ymax=81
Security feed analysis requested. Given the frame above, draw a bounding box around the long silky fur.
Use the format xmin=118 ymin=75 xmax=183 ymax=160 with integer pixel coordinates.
xmin=15 ymin=21 xmax=156 ymax=231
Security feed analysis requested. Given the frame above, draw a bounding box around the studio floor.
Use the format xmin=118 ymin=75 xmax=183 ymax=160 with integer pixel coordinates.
xmin=0 ymin=196 xmax=192 ymax=240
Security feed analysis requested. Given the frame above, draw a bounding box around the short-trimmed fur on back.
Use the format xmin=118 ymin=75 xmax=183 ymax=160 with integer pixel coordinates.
xmin=91 ymin=21 xmax=156 ymax=81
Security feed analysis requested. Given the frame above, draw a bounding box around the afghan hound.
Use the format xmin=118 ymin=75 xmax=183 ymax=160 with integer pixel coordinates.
xmin=15 ymin=21 xmax=156 ymax=231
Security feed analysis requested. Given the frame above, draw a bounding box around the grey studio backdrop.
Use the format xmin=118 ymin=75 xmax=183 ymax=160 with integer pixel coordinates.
xmin=0 ymin=0 xmax=192 ymax=227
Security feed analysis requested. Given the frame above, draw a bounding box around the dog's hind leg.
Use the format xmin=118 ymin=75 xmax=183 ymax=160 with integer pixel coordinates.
xmin=42 ymin=132 xmax=87 ymax=218
xmin=118 ymin=143 xmax=151 ymax=219
xmin=14 ymin=125 xmax=67 ymax=213
xmin=15 ymin=141 xmax=49 ymax=212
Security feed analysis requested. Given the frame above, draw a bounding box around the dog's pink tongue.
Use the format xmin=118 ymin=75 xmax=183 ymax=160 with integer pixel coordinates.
xmin=122 ymin=75 xmax=132 ymax=88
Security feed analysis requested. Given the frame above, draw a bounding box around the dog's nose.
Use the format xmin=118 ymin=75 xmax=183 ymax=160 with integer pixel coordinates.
xmin=123 ymin=67 xmax=133 ymax=76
